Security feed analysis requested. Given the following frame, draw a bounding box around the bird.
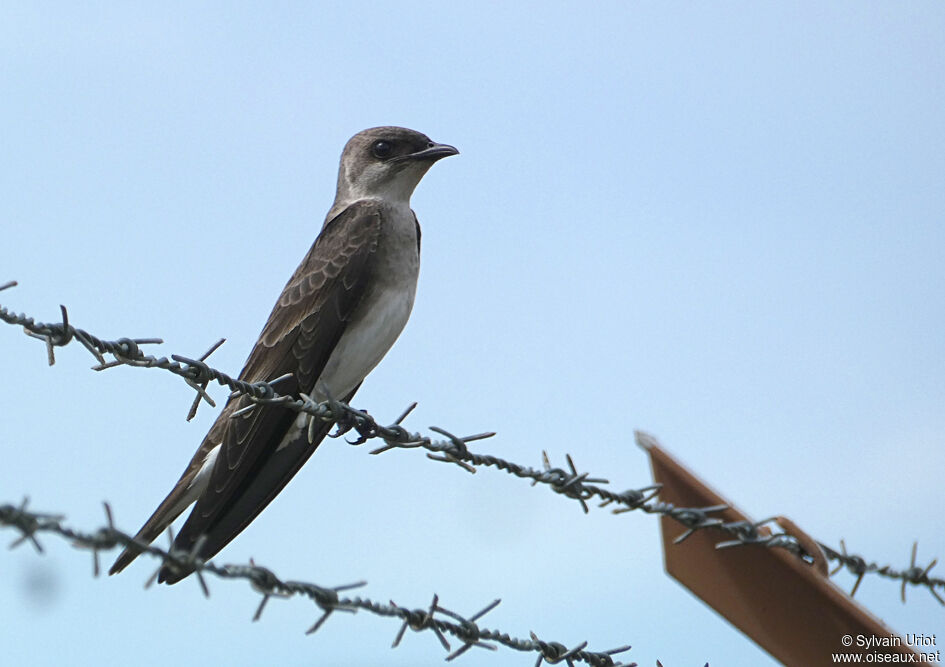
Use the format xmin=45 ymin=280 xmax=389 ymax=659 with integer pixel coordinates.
xmin=109 ymin=126 xmax=458 ymax=583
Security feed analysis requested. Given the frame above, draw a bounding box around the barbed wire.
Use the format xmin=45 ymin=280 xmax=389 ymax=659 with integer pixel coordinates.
xmin=0 ymin=498 xmax=636 ymax=666
xmin=1 ymin=281 xmax=943 ymax=610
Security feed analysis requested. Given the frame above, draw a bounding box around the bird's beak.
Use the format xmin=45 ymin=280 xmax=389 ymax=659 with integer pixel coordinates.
xmin=396 ymin=142 xmax=460 ymax=163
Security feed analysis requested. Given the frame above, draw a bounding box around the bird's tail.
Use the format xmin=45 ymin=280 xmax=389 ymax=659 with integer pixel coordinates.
xmin=109 ymin=482 xmax=196 ymax=575
xmin=156 ymin=419 xmax=336 ymax=584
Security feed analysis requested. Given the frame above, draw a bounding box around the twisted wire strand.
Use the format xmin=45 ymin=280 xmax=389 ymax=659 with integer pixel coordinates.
xmin=2 ymin=282 xmax=942 ymax=607
xmin=0 ymin=499 xmax=635 ymax=666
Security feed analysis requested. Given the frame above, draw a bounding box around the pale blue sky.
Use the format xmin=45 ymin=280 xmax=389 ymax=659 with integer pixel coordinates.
xmin=2 ymin=3 xmax=943 ymax=665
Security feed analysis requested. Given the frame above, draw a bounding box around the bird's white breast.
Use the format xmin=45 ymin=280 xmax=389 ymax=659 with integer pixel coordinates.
xmin=314 ymin=282 xmax=416 ymax=401
xmin=314 ymin=201 xmax=419 ymax=402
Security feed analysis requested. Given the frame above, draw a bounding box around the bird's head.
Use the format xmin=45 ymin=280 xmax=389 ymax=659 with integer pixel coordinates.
xmin=334 ymin=126 xmax=458 ymax=209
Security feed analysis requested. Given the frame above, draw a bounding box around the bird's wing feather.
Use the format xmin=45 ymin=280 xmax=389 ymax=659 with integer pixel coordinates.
xmin=172 ymin=201 xmax=384 ymax=550
xmin=108 ymin=414 xmax=231 ymax=575
xmin=111 ymin=200 xmax=384 ymax=577
xmin=158 ymin=382 xmax=360 ymax=584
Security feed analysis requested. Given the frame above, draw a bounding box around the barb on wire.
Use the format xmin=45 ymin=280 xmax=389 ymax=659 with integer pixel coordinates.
xmin=0 ymin=500 xmax=636 ymax=667
xmin=822 ymin=540 xmax=944 ymax=605
xmin=2 ymin=284 xmax=943 ymax=606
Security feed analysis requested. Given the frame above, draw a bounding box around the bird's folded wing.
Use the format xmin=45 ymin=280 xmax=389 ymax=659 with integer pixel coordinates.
xmin=169 ymin=201 xmax=385 ymax=559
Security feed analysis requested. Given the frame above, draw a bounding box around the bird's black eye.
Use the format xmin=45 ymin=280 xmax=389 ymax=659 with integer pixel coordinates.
xmin=372 ymin=141 xmax=393 ymax=159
